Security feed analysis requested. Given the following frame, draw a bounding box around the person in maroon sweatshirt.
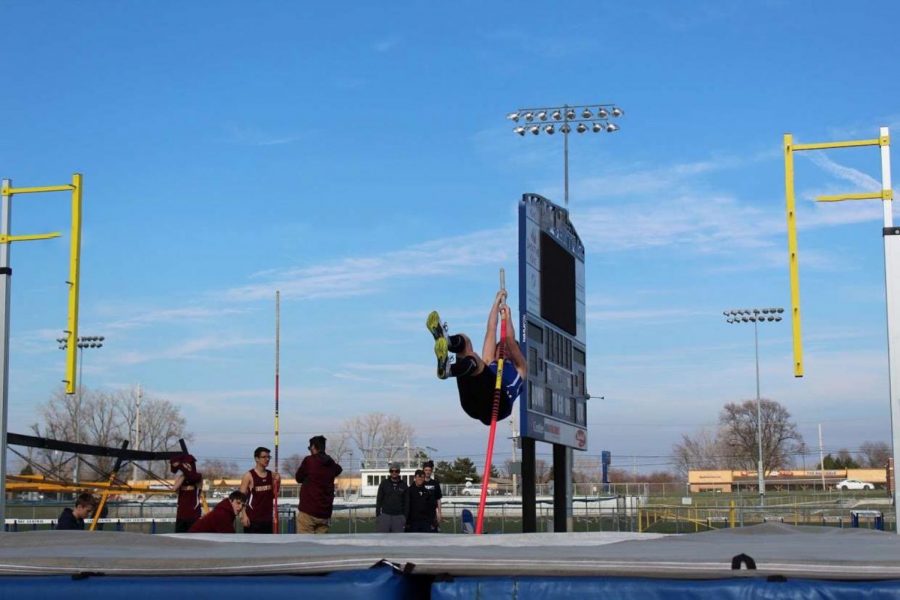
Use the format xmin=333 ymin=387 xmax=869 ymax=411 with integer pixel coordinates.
xmin=188 ymin=491 xmax=245 ymax=533
xmin=171 ymin=454 xmax=203 ymax=533
xmin=295 ymin=435 xmax=343 ymax=534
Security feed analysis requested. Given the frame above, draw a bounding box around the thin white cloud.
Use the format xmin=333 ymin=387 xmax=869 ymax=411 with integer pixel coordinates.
xmin=104 ymin=306 xmax=246 ymax=331
xmin=110 ymin=335 xmax=269 ymax=366
xmin=222 ymin=124 xmax=302 ymax=147
xmin=804 ymin=152 xmax=881 ymax=190
xmin=225 ymin=228 xmax=513 ymax=302
xmin=373 ymin=36 xmax=400 ymax=52
xmin=586 ymin=307 xmax=708 ymax=323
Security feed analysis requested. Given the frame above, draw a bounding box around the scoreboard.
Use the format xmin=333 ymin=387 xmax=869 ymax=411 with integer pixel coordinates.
xmin=517 ymin=193 xmax=588 ymax=450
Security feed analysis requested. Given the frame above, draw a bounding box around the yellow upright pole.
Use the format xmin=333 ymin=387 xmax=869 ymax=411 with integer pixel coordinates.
xmin=64 ymin=174 xmax=83 ymax=394
xmin=784 ymin=135 xmax=804 ymax=377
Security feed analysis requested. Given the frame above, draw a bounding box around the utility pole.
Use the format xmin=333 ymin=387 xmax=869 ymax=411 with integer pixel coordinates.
xmin=511 ymin=415 xmax=518 ymax=497
xmin=132 ymin=384 xmax=142 ymax=483
xmin=818 ymin=424 xmax=826 ymax=491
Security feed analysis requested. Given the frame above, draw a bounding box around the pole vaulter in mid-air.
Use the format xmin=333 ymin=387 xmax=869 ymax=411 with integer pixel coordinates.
xmin=427 ymin=273 xmax=526 ymax=533
xmin=426 ymin=287 xmax=526 ymax=426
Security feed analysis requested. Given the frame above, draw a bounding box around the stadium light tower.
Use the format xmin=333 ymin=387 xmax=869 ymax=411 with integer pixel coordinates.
xmin=507 ymin=103 xmax=624 ymax=206
xmin=56 ymin=334 xmax=105 ymax=483
xmin=723 ymin=308 xmax=783 ymax=505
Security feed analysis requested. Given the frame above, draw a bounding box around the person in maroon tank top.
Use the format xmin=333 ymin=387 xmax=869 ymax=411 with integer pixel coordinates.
xmin=239 ymin=446 xmax=281 ymax=533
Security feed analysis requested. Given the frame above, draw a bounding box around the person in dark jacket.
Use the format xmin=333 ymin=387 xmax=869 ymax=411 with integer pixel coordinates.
xmin=422 ymin=460 xmax=443 ymax=531
xmin=56 ymin=493 xmax=95 ymax=530
xmin=405 ymin=470 xmax=437 ymax=533
xmin=376 ymin=463 xmax=408 ymax=533
xmin=295 ymin=435 xmax=343 ymax=534
xmin=188 ymin=491 xmax=245 ymax=533
xmin=171 ymin=453 xmax=203 ymax=533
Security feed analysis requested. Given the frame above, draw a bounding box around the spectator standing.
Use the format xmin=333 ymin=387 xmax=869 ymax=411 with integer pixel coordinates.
xmin=56 ymin=493 xmax=95 ymax=530
xmin=422 ymin=460 xmax=443 ymax=530
xmin=296 ymin=435 xmax=343 ymax=534
xmin=189 ymin=491 xmax=245 ymax=533
xmin=171 ymin=454 xmax=203 ymax=533
xmin=239 ymin=446 xmax=280 ymax=533
xmin=376 ymin=463 xmax=408 ymax=533
xmin=405 ymin=470 xmax=437 ymax=533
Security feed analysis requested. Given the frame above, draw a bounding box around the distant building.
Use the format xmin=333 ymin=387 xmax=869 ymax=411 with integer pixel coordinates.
xmin=688 ymin=468 xmax=888 ymax=493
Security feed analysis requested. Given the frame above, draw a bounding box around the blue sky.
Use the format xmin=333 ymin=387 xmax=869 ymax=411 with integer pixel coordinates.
xmin=1 ymin=1 xmax=899 ymax=473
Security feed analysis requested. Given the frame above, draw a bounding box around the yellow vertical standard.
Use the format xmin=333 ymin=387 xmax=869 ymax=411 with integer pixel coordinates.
xmin=783 ymin=135 xmax=804 ymax=377
xmin=65 ymin=173 xmax=83 ymax=394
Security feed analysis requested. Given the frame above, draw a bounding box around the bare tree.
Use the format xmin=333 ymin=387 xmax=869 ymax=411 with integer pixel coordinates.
xmin=672 ymin=399 xmax=803 ymax=478
xmin=672 ymin=428 xmax=729 ymax=478
xmin=720 ymin=399 xmax=804 ymax=474
xmin=859 ymin=441 xmax=892 ymax=468
xmin=281 ymin=453 xmax=304 ymax=478
xmin=199 ymin=459 xmax=241 ymax=485
xmin=325 ymin=432 xmax=352 ymax=469
xmin=114 ymin=386 xmax=191 ymax=477
xmin=341 ymin=413 xmax=415 ymax=468
xmin=28 ymin=385 xmax=191 ymax=481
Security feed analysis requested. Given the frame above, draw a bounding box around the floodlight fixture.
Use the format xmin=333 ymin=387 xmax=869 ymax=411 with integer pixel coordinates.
xmin=721 ymin=305 xmax=784 ymax=505
xmin=508 ymin=101 xmax=624 ymax=206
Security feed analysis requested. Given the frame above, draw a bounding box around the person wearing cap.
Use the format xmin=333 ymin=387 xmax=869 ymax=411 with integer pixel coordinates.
xmin=376 ymin=463 xmax=408 ymax=533
xmin=405 ymin=469 xmax=437 ymax=533
xmin=171 ymin=454 xmax=204 ymax=533
xmin=295 ymin=435 xmax=343 ymax=534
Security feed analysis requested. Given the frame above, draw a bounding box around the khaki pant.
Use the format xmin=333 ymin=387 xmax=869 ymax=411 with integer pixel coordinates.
xmin=297 ymin=511 xmax=330 ymax=534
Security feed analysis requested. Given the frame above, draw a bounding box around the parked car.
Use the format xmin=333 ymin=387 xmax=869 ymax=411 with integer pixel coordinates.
xmin=835 ymin=479 xmax=874 ymax=491
xmin=461 ymin=482 xmax=495 ymax=496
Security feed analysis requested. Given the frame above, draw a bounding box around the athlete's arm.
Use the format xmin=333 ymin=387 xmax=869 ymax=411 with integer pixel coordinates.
xmin=239 ymin=472 xmax=252 ymax=497
xmin=482 ymin=289 xmax=506 ymax=363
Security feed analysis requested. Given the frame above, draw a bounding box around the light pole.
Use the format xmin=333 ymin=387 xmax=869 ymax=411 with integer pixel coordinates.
xmin=507 ymin=103 xmax=624 ymax=206
xmin=56 ymin=334 xmax=105 ymax=483
xmin=723 ymin=308 xmax=784 ymax=505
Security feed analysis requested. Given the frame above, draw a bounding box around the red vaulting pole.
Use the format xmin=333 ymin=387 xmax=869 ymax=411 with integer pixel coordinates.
xmin=273 ymin=290 xmax=281 ymax=533
xmin=476 ymin=269 xmax=506 ymax=534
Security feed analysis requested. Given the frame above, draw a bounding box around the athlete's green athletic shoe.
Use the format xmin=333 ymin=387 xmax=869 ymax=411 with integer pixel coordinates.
xmin=426 ymin=310 xmax=450 ymax=379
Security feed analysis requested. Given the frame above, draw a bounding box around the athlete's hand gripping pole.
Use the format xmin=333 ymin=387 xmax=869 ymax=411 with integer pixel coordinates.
xmin=476 ymin=269 xmax=506 ymax=534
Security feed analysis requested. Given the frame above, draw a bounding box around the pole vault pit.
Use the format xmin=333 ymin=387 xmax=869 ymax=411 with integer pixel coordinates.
xmin=518 ymin=193 xmax=589 ymax=532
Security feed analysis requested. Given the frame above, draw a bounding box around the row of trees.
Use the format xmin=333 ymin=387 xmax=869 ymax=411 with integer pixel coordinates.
xmin=672 ymin=398 xmax=891 ymax=477
xmin=23 ymin=386 xmax=190 ymax=479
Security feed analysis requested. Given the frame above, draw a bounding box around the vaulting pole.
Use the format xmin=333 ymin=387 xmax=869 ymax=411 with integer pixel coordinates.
xmin=274 ymin=290 xmax=281 ymax=533
xmin=476 ymin=269 xmax=506 ymax=534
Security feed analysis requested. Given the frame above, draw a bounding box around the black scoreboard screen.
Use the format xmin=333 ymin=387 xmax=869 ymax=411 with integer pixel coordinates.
xmin=539 ymin=232 xmax=576 ymax=335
